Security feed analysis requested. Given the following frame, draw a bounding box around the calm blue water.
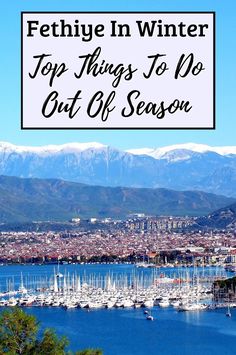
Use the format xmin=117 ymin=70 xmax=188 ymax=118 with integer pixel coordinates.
xmin=0 ymin=264 xmax=235 ymax=355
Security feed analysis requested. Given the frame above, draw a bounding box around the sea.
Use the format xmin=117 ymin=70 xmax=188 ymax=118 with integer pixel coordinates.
xmin=0 ymin=263 xmax=235 ymax=355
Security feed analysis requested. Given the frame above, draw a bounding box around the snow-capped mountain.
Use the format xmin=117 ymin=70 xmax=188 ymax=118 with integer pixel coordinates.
xmin=0 ymin=141 xmax=107 ymax=155
xmin=127 ymin=143 xmax=236 ymax=160
xmin=0 ymin=141 xmax=236 ymax=197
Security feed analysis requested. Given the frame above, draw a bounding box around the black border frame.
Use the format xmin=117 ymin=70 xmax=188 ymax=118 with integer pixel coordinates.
xmin=21 ymin=11 xmax=216 ymax=130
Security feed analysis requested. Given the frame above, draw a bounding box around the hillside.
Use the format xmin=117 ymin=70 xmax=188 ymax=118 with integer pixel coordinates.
xmin=197 ymin=202 xmax=236 ymax=229
xmin=0 ymin=176 xmax=234 ymax=223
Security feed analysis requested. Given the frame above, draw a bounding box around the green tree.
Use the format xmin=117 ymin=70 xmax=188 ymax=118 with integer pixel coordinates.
xmin=34 ymin=328 xmax=69 ymax=355
xmin=0 ymin=307 xmax=102 ymax=355
xmin=76 ymin=350 xmax=102 ymax=355
xmin=0 ymin=307 xmax=38 ymax=354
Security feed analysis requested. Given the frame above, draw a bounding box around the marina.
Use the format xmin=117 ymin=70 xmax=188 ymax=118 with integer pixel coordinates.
xmin=0 ymin=263 xmax=229 ymax=311
xmin=0 ymin=263 xmax=236 ymax=354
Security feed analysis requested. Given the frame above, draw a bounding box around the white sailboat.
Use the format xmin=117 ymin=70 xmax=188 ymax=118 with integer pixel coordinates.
xmin=18 ymin=273 xmax=27 ymax=294
xmin=178 ymin=276 xmax=207 ymax=311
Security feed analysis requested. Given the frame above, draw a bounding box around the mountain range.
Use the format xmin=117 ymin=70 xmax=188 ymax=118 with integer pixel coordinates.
xmin=0 ymin=175 xmax=234 ymax=223
xmin=0 ymin=141 xmax=236 ymax=197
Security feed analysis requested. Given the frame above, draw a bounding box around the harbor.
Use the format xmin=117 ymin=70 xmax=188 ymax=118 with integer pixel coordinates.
xmin=0 ymin=263 xmax=234 ymax=311
xmin=0 ymin=263 xmax=236 ymax=354
xmin=1 ymin=263 xmax=236 ymax=355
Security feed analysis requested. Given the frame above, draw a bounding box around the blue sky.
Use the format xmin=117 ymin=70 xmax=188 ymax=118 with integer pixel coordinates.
xmin=0 ymin=0 xmax=235 ymax=149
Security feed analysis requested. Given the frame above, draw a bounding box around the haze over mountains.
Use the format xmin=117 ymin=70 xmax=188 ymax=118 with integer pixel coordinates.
xmin=0 ymin=141 xmax=236 ymax=197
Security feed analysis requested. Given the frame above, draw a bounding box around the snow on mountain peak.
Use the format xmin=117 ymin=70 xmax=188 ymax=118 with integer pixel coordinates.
xmin=1 ymin=141 xmax=236 ymax=160
xmin=127 ymin=143 xmax=236 ymax=160
xmin=0 ymin=141 xmax=107 ymax=155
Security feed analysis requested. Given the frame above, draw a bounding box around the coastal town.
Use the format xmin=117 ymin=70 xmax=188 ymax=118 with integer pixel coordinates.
xmin=0 ymin=216 xmax=236 ymax=267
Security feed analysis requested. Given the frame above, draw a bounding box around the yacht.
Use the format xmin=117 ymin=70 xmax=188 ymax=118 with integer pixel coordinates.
xmin=159 ymin=297 xmax=170 ymax=307
xmin=0 ymin=298 xmax=7 ymax=306
xmin=146 ymin=314 xmax=154 ymax=321
xmin=144 ymin=299 xmax=154 ymax=308
xmin=123 ymin=299 xmax=134 ymax=308
xmin=8 ymin=297 xmax=18 ymax=307
xmin=88 ymin=301 xmax=103 ymax=309
xmin=65 ymin=302 xmax=77 ymax=309
xmin=19 ymin=295 xmax=35 ymax=306
xmin=106 ymin=300 xmax=116 ymax=308
xmin=178 ymin=302 xmax=207 ymax=311
xmin=79 ymin=300 xmax=89 ymax=308
xmin=171 ymin=300 xmax=181 ymax=308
